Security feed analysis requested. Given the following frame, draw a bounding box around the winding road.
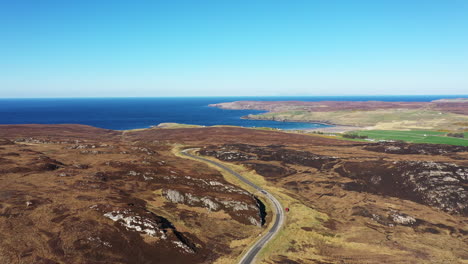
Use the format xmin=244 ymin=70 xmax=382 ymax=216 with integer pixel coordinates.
xmin=180 ymin=148 xmax=285 ymax=264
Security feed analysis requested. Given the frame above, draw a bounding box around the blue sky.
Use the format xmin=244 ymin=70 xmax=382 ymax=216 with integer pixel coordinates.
xmin=1 ymin=0 xmax=467 ymax=97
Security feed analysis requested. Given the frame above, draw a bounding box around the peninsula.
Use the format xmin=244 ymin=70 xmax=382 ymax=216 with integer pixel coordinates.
xmin=209 ymin=99 xmax=468 ymax=131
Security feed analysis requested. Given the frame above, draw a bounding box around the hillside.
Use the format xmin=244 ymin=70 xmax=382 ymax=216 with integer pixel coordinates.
xmin=210 ymin=100 xmax=468 ymax=131
xmin=0 ymin=124 xmax=466 ymax=263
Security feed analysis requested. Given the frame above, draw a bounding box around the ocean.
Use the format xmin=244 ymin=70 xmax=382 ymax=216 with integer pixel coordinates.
xmin=0 ymin=95 xmax=465 ymax=130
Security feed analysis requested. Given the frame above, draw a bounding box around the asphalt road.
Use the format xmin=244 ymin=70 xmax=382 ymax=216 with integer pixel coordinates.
xmin=180 ymin=149 xmax=285 ymax=264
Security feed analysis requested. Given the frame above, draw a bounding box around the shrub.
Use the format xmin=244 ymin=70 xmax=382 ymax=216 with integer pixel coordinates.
xmin=342 ymin=133 xmax=368 ymax=139
xmin=446 ymin=133 xmax=464 ymax=138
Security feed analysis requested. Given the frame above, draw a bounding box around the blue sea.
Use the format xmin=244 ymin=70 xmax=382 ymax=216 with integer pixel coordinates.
xmin=0 ymin=96 xmax=465 ymax=130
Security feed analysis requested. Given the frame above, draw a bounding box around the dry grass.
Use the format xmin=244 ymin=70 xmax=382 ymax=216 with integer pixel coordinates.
xmin=172 ymin=146 xmax=268 ymax=264
xmin=250 ymin=109 xmax=468 ymax=130
xmin=175 ymin=146 xmax=468 ymax=264
xmin=174 ymin=147 xmax=330 ymax=263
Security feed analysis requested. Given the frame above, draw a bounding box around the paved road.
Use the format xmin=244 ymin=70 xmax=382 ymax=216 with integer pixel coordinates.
xmin=180 ymin=149 xmax=285 ymax=264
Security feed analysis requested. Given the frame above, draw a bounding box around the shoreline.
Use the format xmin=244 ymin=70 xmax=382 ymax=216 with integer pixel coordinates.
xmin=240 ymin=115 xmax=342 ymax=127
xmin=125 ymin=121 xmax=336 ymax=132
xmin=240 ymin=116 xmax=362 ymax=133
xmin=208 ymin=98 xmax=468 ymax=132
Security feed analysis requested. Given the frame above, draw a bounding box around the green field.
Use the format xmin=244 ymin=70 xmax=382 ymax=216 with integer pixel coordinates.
xmin=248 ymin=109 xmax=468 ymax=131
xmin=344 ymin=130 xmax=468 ymax=146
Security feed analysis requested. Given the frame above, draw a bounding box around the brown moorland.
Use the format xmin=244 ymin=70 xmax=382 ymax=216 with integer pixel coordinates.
xmin=0 ymin=124 xmax=466 ymax=264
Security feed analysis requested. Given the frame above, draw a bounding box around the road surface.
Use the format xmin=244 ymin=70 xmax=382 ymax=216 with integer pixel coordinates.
xmin=180 ymin=148 xmax=285 ymax=264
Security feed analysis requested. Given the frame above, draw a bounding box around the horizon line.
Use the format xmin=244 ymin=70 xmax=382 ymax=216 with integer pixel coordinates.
xmin=0 ymin=94 xmax=467 ymax=99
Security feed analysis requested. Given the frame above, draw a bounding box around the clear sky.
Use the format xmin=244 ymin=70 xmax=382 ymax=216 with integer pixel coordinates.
xmin=1 ymin=0 xmax=467 ymax=97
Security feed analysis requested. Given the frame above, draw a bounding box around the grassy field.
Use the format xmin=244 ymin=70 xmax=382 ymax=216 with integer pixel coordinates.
xmin=248 ymin=109 xmax=468 ymax=130
xmin=346 ymin=130 xmax=468 ymax=146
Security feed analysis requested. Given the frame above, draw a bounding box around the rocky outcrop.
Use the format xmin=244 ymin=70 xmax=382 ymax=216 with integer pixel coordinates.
xmin=201 ymin=144 xmax=337 ymax=170
xmin=244 ymin=162 xmax=297 ymax=178
xmin=199 ymin=149 xmax=256 ymax=161
xmin=163 ymin=189 xmax=265 ymax=226
xmin=338 ymin=160 xmax=468 ymax=215
xmin=96 ymin=205 xmax=197 ymax=254
xmin=202 ymin=143 xmax=467 ymax=216
xmin=164 ymin=189 xmax=186 ymax=203
xmin=352 ymin=206 xmax=417 ymax=227
xmin=363 ymin=142 xmax=468 ymax=155
xmin=390 ymin=212 xmax=416 ymax=226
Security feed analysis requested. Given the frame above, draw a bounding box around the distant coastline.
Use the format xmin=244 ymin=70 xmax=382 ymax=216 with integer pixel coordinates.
xmin=0 ymin=96 xmax=466 ymax=131
xmin=210 ymin=98 xmax=468 ymax=131
xmin=240 ymin=115 xmax=340 ymax=127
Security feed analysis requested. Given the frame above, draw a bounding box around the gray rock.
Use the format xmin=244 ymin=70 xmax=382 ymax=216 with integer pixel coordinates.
xmin=163 ymin=189 xmax=185 ymax=203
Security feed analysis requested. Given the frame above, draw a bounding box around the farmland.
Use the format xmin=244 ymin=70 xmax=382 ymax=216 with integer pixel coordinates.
xmin=345 ymin=130 xmax=468 ymax=146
